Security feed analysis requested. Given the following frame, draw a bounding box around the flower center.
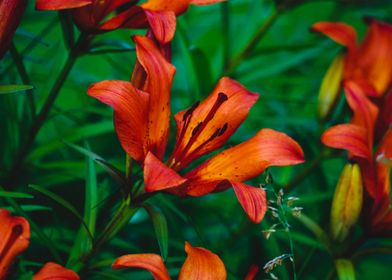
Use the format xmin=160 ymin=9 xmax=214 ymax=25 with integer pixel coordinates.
xmin=169 ymin=92 xmax=229 ymax=170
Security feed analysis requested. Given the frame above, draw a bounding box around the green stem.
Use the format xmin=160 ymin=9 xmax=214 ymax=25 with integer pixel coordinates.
xmin=126 ymin=154 xmax=132 ymax=184
xmin=9 ymin=42 xmax=35 ymax=119
xmin=223 ymin=8 xmax=280 ymax=75
xmin=277 ymin=195 xmax=297 ymax=280
xmin=4 ymin=33 xmax=90 ymax=188
xmin=71 ymin=197 xmax=138 ymax=273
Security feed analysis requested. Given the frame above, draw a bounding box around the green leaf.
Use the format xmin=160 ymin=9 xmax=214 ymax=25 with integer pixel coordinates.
xmin=29 ymin=184 xmax=93 ymax=242
xmin=189 ymin=46 xmax=214 ymax=95
xmin=68 ymin=142 xmax=98 ymax=266
xmin=0 ymin=190 xmax=33 ymax=199
xmin=0 ymin=84 xmax=34 ymax=94
xmin=27 ymin=121 xmax=114 ymax=161
xmin=65 ymin=142 xmax=127 ymax=188
xmin=144 ymin=204 xmax=169 ymax=260
xmin=335 ymin=259 xmax=356 ymax=280
xmin=0 ymin=187 xmax=62 ymax=262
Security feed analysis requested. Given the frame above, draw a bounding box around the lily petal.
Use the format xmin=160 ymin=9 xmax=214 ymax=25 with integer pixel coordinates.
xmin=357 ymin=19 xmax=392 ymax=95
xmin=87 ymin=80 xmax=149 ymax=162
xmin=144 ymin=10 xmax=176 ymax=44
xmin=134 ymin=35 xmax=176 ymax=160
xmin=170 ymin=77 xmax=259 ymax=171
xmin=178 ymin=242 xmax=226 ymax=280
xmin=144 ymin=152 xmax=188 ymax=192
xmin=185 ymin=129 xmax=304 ymax=196
xmin=36 ymin=0 xmax=92 ymax=10
xmin=344 ymin=80 xmax=379 ymax=148
xmin=311 ymin=22 xmax=357 ymax=51
xmin=321 ymin=124 xmax=370 ymax=159
xmin=0 ymin=0 xmax=28 ymax=59
xmin=377 ymin=129 xmax=392 ymax=163
xmin=112 ymin=253 xmax=171 ymax=280
xmin=141 ymin=0 xmax=190 ymax=15
xmin=191 ymin=0 xmax=225 ymax=5
xmin=98 ymin=5 xmax=146 ymax=31
xmin=33 ymin=262 xmax=79 ymax=280
xmin=0 ymin=209 xmax=30 ymax=279
xmin=231 ymin=182 xmax=267 ymax=224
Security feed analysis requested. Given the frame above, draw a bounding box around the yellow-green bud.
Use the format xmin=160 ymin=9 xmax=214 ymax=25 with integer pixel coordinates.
xmin=330 ymin=163 xmax=363 ymax=242
xmin=318 ymin=54 xmax=344 ymax=120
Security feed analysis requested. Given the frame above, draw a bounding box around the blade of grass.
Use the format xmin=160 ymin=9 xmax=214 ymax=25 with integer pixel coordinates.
xmin=68 ymin=142 xmax=98 ymax=266
xmin=0 ymin=190 xmax=33 ymax=199
xmin=29 ymin=184 xmax=94 ymax=242
xmin=0 ymin=187 xmax=62 ymax=262
xmin=144 ymin=204 xmax=169 ymax=260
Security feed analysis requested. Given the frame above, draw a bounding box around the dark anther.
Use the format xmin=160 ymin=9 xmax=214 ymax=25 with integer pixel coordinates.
xmin=218 ymin=123 xmax=228 ymax=136
xmin=191 ymin=122 xmax=203 ymax=137
xmin=210 ymin=128 xmax=222 ymax=140
xmin=217 ymin=92 xmax=228 ymax=103
xmin=183 ymin=100 xmax=200 ymax=121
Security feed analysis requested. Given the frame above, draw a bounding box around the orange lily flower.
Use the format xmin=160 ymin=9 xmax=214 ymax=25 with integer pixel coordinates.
xmin=321 ymin=80 xmax=392 ymax=236
xmin=0 ymin=209 xmax=30 ymax=279
xmin=33 ymin=262 xmax=80 ymax=280
xmin=88 ymin=36 xmax=304 ymax=223
xmin=112 ymin=241 xmax=227 ymax=280
xmin=0 ymin=0 xmax=27 ymax=58
xmin=35 ymin=0 xmax=223 ymax=44
xmin=312 ymin=19 xmax=392 ymax=97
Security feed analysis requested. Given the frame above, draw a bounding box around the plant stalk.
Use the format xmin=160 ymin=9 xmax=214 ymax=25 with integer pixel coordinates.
xmin=4 ymin=33 xmax=90 ymax=188
xmin=223 ymin=8 xmax=280 ymax=75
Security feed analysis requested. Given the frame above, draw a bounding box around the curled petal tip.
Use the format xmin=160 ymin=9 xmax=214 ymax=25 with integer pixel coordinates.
xmin=321 ymin=124 xmax=370 ymax=159
xmin=231 ymin=182 xmax=267 ymax=224
xmin=179 ymin=242 xmax=226 ymax=280
xmin=112 ymin=254 xmax=170 ymax=280
xmin=33 ymin=262 xmax=79 ymax=280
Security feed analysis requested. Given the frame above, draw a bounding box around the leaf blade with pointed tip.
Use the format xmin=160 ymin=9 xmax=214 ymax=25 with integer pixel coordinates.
xmin=144 ymin=204 xmax=169 ymax=260
xmin=0 ymin=84 xmax=34 ymax=94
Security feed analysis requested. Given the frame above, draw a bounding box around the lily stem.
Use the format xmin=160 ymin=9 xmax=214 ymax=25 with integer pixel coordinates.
xmin=223 ymin=8 xmax=280 ymax=75
xmin=71 ymin=196 xmax=138 ymax=273
xmin=4 ymin=33 xmax=90 ymax=188
xmin=9 ymin=42 xmax=35 ymax=120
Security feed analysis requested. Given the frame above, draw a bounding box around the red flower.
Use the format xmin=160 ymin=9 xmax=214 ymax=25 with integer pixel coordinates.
xmin=0 ymin=209 xmax=30 ymax=279
xmin=35 ymin=0 xmax=223 ymax=44
xmin=88 ymin=36 xmax=304 ymax=223
xmin=0 ymin=0 xmax=27 ymax=58
xmin=321 ymin=81 xmax=392 ymax=236
xmin=33 ymin=262 xmax=80 ymax=280
xmin=312 ymin=19 xmax=392 ymax=97
xmin=112 ymin=241 xmax=226 ymax=280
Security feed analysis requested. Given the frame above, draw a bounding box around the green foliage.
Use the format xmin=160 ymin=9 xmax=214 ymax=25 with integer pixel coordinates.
xmin=0 ymin=0 xmax=391 ymax=279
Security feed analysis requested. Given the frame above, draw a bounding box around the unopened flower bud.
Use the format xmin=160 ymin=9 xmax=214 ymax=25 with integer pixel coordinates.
xmin=318 ymin=54 xmax=344 ymax=120
xmin=330 ymin=163 xmax=363 ymax=242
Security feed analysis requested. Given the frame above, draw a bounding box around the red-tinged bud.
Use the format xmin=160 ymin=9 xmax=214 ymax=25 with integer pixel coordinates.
xmin=0 ymin=0 xmax=27 ymax=59
xmin=318 ymin=54 xmax=345 ymax=119
xmin=330 ymin=163 xmax=363 ymax=242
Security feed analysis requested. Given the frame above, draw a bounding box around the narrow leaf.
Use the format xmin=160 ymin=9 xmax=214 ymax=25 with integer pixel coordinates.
xmin=0 ymin=84 xmax=34 ymax=94
xmin=0 ymin=190 xmax=33 ymax=199
xmin=29 ymin=184 xmax=93 ymax=242
xmin=65 ymin=142 xmax=127 ymax=188
xmin=144 ymin=204 xmax=169 ymax=260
